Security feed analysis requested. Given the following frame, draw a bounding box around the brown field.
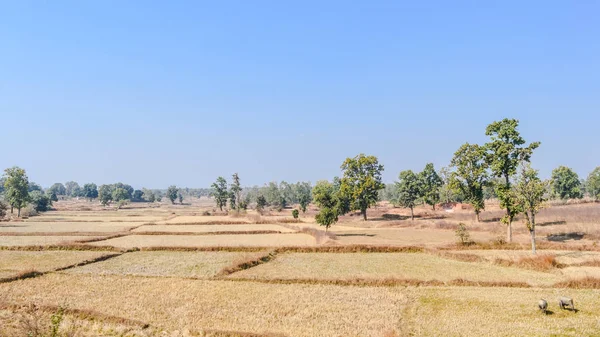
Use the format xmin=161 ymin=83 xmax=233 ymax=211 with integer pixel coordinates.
xmin=1 ymin=199 xmax=600 ymax=336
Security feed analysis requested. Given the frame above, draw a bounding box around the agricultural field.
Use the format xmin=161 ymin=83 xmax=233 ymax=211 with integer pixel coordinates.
xmin=1 ymin=198 xmax=600 ymax=336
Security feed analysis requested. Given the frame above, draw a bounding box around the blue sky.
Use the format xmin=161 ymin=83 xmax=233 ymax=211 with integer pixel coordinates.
xmin=1 ymin=1 xmax=598 ymax=188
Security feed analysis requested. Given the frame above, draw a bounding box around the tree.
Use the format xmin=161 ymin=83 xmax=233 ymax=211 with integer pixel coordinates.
xmin=515 ymin=163 xmax=547 ymax=254
xmin=112 ymin=188 xmax=130 ymax=202
xmin=65 ymin=181 xmax=81 ymax=198
xmin=395 ymin=170 xmax=422 ymax=220
xmin=28 ymin=182 xmax=43 ymax=193
xmin=280 ymin=181 xmax=295 ymax=206
xmin=338 ymin=154 xmax=385 ymax=220
xmin=3 ymin=167 xmax=30 ymax=217
xmin=178 ymin=192 xmax=184 ymax=204
xmin=82 ymin=183 xmax=98 ymax=201
xmin=98 ymin=184 xmax=114 ymax=206
xmin=211 ymin=178 xmax=228 ymax=211
xmin=166 ymin=186 xmax=179 ymax=204
xmin=113 ymin=183 xmax=133 ymax=199
xmin=132 ymin=190 xmax=144 ymax=201
xmin=312 ymin=180 xmax=339 ymax=231
xmin=231 ymin=173 xmax=242 ymax=212
xmin=587 ymin=167 xmax=600 ymax=201
xmin=485 ymin=118 xmax=540 ymax=243
xmin=256 ymin=195 xmax=267 ymax=213
xmin=228 ymin=191 xmax=236 ymax=210
xmin=449 ymin=143 xmax=489 ymax=221
xmin=0 ymin=201 xmax=7 ymax=218
xmin=295 ymin=181 xmax=312 ymax=213
xmin=47 ymin=183 xmax=66 ymax=196
xmin=49 ymin=192 xmax=58 ymax=202
xmin=30 ymin=191 xmax=53 ymax=213
xmin=264 ymin=182 xmax=282 ymax=208
xmin=142 ymin=188 xmax=156 ymax=202
xmin=551 ymin=166 xmax=583 ymax=200
xmin=419 ymin=163 xmax=443 ymax=210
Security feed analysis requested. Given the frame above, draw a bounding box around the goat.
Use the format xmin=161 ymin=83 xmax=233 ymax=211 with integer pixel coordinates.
xmin=558 ymin=296 xmax=575 ymax=311
xmin=538 ymin=299 xmax=548 ymax=313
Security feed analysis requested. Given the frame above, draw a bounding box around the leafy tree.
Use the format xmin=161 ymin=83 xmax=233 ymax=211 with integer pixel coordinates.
xmin=231 ymin=173 xmax=242 ymax=212
xmin=166 ymin=185 xmax=178 ymax=204
xmin=264 ymin=182 xmax=282 ymax=208
xmin=156 ymin=196 xmax=162 ymax=202
xmin=132 ymin=190 xmax=144 ymax=201
xmin=112 ymin=188 xmax=130 ymax=203
xmin=395 ymin=170 xmax=422 ymax=220
xmin=211 ymin=177 xmax=228 ymax=210
xmin=312 ymin=180 xmax=339 ymax=231
xmin=551 ymin=166 xmax=583 ymax=200
xmin=0 ymin=201 xmax=7 ymax=218
xmin=3 ymin=167 xmax=30 ymax=217
xmin=485 ymin=118 xmax=540 ymax=243
xmin=295 ymin=181 xmax=312 ymax=213
xmin=28 ymin=182 xmax=43 ymax=193
xmin=292 ymin=209 xmax=299 ymax=219
xmin=65 ymin=181 xmax=81 ymax=198
xmin=142 ymin=188 xmax=156 ymax=202
xmin=280 ymin=181 xmax=295 ymax=206
xmin=30 ymin=191 xmax=53 ymax=212
xmin=256 ymin=195 xmax=267 ymax=213
xmin=48 ymin=183 xmax=66 ymax=196
xmin=449 ymin=143 xmax=489 ymax=221
xmin=419 ymin=163 xmax=443 ymax=210
xmin=98 ymin=184 xmax=114 ymax=206
xmin=113 ymin=183 xmax=133 ymax=199
xmin=587 ymin=167 xmax=600 ymax=201
xmin=338 ymin=154 xmax=385 ymax=220
xmin=228 ymin=191 xmax=236 ymax=210
xmin=49 ymin=191 xmax=58 ymax=202
xmin=82 ymin=183 xmax=98 ymax=201
xmin=515 ymin=163 xmax=548 ymax=254
xmin=178 ymin=193 xmax=184 ymax=204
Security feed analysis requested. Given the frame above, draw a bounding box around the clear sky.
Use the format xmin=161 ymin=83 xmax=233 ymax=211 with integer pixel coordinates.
xmin=1 ymin=1 xmax=599 ymax=188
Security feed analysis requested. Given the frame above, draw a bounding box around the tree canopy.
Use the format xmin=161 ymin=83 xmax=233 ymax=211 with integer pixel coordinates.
xmin=419 ymin=163 xmax=443 ymax=210
xmin=551 ymin=166 xmax=583 ymax=200
xmin=338 ymin=154 xmax=384 ymax=220
xmin=211 ymin=178 xmax=228 ymax=211
xmin=3 ymin=166 xmax=30 ymax=217
xmin=395 ymin=170 xmax=422 ymax=220
xmin=449 ymin=143 xmax=489 ymax=221
xmin=587 ymin=167 xmax=600 ymax=201
xmin=167 ymin=185 xmax=179 ymax=204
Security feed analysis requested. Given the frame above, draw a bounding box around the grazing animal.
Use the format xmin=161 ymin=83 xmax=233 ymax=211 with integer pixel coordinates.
xmin=559 ymin=296 xmax=575 ymax=310
xmin=538 ymin=299 xmax=548 ymax=313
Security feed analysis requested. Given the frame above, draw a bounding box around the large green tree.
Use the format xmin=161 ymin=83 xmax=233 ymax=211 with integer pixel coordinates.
xmin=587 ymin=167 xmax=600 ymax=201
xmin=47 ymin=183 xmax=66 ymax=196
xmin=295 ymin=181 xmax=312 ymax=213
xmin=395 ymin=170 xmax=422 ymax=220
xmin=82 ymin=183 xmax=98 ymax=201
xmin=339 ymin=154 xmax=384 ymax=221
xmin=98 ymin=184 xmax=114 ymax=206
xmin=30 ymin=190 xmax=52 ymax=213
xmin=166 ymin=185 xmax=179 ymax=204
xmin=485 ymin=118 xmax=540 ymax=243
xmin=3 ymin=167 xmax=30 ymax=217
xmin=515 ymin=163 xmax=547 ymax=254
xmin=449 ymin=143 xmax=489 ymax=221
xmin=419 ymin=163 xmax=443 ymax=210
xmin=211 ymin=177 xmax=228 ymax=211
xmin=312 ymin=180 xmax=339 ymax=231
xmin=230 ymin=173 xmax=242 ymax=212
xmin=551 ymin=166 xmax=583 ymax=200
xmin=65 ymin=181 xmax=81 ymax=197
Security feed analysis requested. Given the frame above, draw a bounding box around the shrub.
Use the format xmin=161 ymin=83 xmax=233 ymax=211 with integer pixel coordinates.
xmin=455 ymin=223 xmax=472 ymax=245
xmin=0 ymin=201 xmax=7 ymax=218
xmin=202 ymin=210 xmax=211 ymax=216
xmin=292 ymin=209 xmax=299 ymax=219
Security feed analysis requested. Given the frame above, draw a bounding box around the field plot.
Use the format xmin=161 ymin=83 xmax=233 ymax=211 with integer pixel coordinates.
xmin=0 ymin=236 xmax=105 ymax=246
xmin=163 ymin=215 xmax=250 ymax=224
xmin=0 ymin=251 xmax=113 ymax=278
xmin=64 ymin=251 xmax=262 ymax=278
xmin=0 ymin=222 xmax=137 ymax=233
xmin=333 ymin=228 xmax=499 ymax=246
xmin=0 ymin=274 xmax=407 ymax=337
xmin=410 ymin=287 xmax=600 ymax=336
xmin=88 ymin=233 xmax=317 ymax=248
xmin=229 ymin=252 xmax=563 ymax=286
xmin=132 ymin=224 xmax=297 ymax=233
xmin=448 ymin=249 xmax=600 ymax=265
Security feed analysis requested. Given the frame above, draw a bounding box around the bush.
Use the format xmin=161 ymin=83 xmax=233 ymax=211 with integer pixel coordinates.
xmin=0 ymin=201 xmax=7 ymax=219
xmin=292 ymin=209 xmax=299 ymax=219
xmin=202 ymin=210 xmax=211 ymax=216
xmin=455 ymin=223 xmax=472 ymax=245
xmin=30 ymin=191 xmax=52 ymax=213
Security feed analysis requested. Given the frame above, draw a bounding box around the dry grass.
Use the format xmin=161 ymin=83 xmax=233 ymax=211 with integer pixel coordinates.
xmin=0 ymin=236 xmax=108 ymax=247
xmin=333 ymin=228 xmax=497 ymax=247
xmin=227 ymin=252 xmax=562 ymax=286
xmin=163 ymin=216 xmax=250 ymax=224
xmin=409 ymin=287 xmax=600 ymax=336
xmin=64 ymin=251 xmax=262 ymax=278
xmin=0 ymin=222 xmax=137 ymax=233
xmin=132 ymin=224 xmax=297 ymax=233
xmin=0 ymin=251 xmax=114 ymax=278
xmin=493 ymin=254 xmax=563 ymax=271
xmin=0 ymin=274 xmax=407 ymax=337
xmin=87 ymin=234 xmax=317 ymax=248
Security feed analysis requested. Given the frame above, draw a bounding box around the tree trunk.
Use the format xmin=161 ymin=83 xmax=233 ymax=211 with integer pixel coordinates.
xmin=506 ymin=216 xmax=512 ymax=243
xmin=432 ymin=204 xmax=435 ymax=211
xmin=362 ymin=208 xmax=367 ymax=221
xmin=504 ymin=174 xmax=512 ymax=243
xmin=410 ymin=207 xmax=414 ymax=221
xmin=531 ymin=213 xmax=536 ymax=254
xmin=17 ymin=207 xmax=21 ymax=217
xmin=475 ymin=211 xmax=480 ymax=222
xmin=10 ymin=206 xmax=13 ymax=214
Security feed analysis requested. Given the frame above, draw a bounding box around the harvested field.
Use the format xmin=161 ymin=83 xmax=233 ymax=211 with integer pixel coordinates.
xmin=334 ymin=228 xmax=500 ymax=246
xmin=132 ymin=224 xmax=297 ymax=234
xmin=0 ymin=274 xmax=407 ymax=337
xmin=448 ymin=249 xmax=600 ymax=265
xmin=0 ymin=236 xmax=106 ymax=247
xmin=0 ymin=251 xmax=114 ymax=278
xmin=0 ymin=222 xmax=137 ymax=233
xmin=410 ymin=287 xmax=600 ymax=336
xmin=163 ymin=216 xmax=250 ymax=224
xmin=228 ymin=252 xmax=562 ymax=286
xmin=64 ymin=251 xmax=265 ymax=278
xmin=87 ymin=234 xmax=317 ymax=248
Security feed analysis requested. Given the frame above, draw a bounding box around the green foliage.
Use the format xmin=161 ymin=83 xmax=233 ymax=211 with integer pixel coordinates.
xmin=47 ymin=183 xmax=66 ymax=196
xmin=65 ymin=181 xmax=81 ymax=197
xmin=551 ymin=166 xmax=583 ymax=199
xmin=82 ymin=183 xmax=98 ymax=200
xmin=455 ymin=223 xmax=472 ymax=245
xmin=449 ymin=143 xmax=489 ymax=221
xmin=395 ymin=170 xmax=422 ymax=220
xmin=256 ymin=195 xmax=267 ymax=213
xmin=132 ymin=189 xmax=144 ymax=201
xmin=0 ymin=201 xmax=7 ymax=218
xmin=30 ymin=190 xmax=53 ymax=213
xmin=28 ymin=182 xmax=43 ymax=193
xmin=419 ymin=163 xmax=443 ymax=210
xmin=49 ymin=192 xmax=58 ymax=202
xmin=178 ymin=192 xmax=184 ymax=204
xmin=312 ymin=180 xmax=339 ymax=231
xmin=292 ymin=209 xmax=299 ymax=219
xmin=264 ymin=182 xmax=282 ymax=208
xmin=515 ymin=163 xmax=547 ymax=253
xmin=112 ymin=187 xmax=130 ymax=202
xmin=167 ymin=185 xmax=179 ymax=204
xmin=142 ymin=188 xmax=156 ymax=202
xmin=98 ymin=184 xmax=113 ymax=206
xmin=3 ymin=166 xmax=30 ymax=217
xmin=338 ymin=154 xmax=384 ymax=220
xmin=295 ymin=181 xmax=312 ymax=213
xmin=484 ymin=118 xmax=539 ymax=242
xmin=211 ymin=177 xmax=228 ymax=210
xmin=587 ymin=167 xmax=600 ymax=201
xmin=231 ymin=173 xmax=242 ymax=211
